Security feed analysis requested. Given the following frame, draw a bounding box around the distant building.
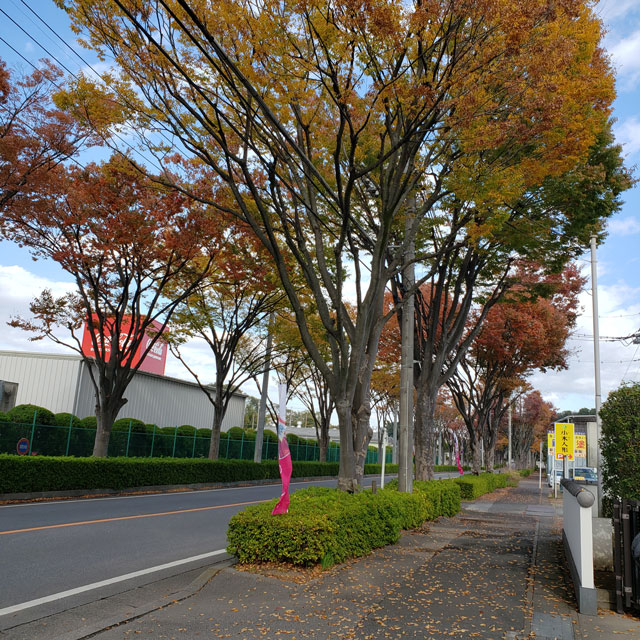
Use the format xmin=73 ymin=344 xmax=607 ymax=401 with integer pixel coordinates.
xmin=0 ymin=350 xmax=245 ymax=430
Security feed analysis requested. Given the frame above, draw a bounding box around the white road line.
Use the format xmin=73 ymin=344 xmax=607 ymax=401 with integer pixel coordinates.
xmin=0 ymin=549 xmax=227 ymax=617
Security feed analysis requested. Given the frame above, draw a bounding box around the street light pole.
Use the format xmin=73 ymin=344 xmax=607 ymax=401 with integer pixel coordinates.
xmin=507 ymin=400 xmax=512 ymax=469
xmin=590 ymin=235 xmax=603 ymax=517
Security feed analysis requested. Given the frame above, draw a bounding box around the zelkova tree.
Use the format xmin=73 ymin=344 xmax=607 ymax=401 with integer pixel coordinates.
xmin=168 ymin=221 xmax=284 ymax=459
xmin=447 ymin=263 xmax=583 ymax=473
xmin=393 ymin=118 xmax=631 ymax=481
xmin=3 ymin=156 xmax=221 ymax=456
xmin=60 ymin=0 xmax=615 ymax=489
xmin=0 ymin=59 xmax=97 ymax=210
xmin=510 ymin=391 xmax=555 ymax=470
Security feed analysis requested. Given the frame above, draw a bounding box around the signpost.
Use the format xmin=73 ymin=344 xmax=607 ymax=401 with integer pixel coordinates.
xmin=16 ymin=437 xmax=29 ymax=455
xmin=554 ymin=422 xmax=575 ymax=494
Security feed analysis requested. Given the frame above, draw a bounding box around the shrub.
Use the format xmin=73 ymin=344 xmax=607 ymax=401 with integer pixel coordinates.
xmin=196 ymin=428 xmax=212 ymax=439
xmin=519 ymin=469 xmax=532 ymax=477
xmin=455 ymin=473 xmax=507 ymax=499
xmin=0 ymin=456 xmax=344 ymax=493
xmin=113 ymin=418 xmax=146 ymax=432
xmin=227 ymin=486 xmax=431 ymax=566
xmin=6 ymin=404 xmax=56 ymax=426
xmin=263 ymin=429 xmax=278 ymax=442
xmin=226 ymin=478 xmax=462 ymax=567
xmin=55 ymin=413 xmax=79 ymax=427
xmin=600 ymin=383 xmax=640 ymax=501
xmin=78 ymin=416 xmax=97 ymax=429
xmin=226 ymin=426 xmax=245 ymax=440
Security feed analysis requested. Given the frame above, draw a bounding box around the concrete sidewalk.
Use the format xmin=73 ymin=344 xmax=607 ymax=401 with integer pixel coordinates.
xmin=7 ymin=478 xmax=640 ymax=640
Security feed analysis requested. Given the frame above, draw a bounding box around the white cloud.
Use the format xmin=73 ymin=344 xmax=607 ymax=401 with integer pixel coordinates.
xmin=614 ymin=116 xmax=640 ymax=157
xmin=0 ymin=265 xmax=75 ymax=353
xmin=531 ymin=283 xmax=640 ymax=410
xmin=598 ymin=0 xmax=639 ymax=23
xmin=607 ymin=216 xmax=640 ymax=235
xmin=608 ymin=29 xmax=640 ymax=90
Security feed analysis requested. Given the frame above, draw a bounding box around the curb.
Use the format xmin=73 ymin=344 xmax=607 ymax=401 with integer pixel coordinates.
xmin=53 ymin=561 xmax=234 ymax=640
xmin=0 ymin=473 xmax=397 ymax=504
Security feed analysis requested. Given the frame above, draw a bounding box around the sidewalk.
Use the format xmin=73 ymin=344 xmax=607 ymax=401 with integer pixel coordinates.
xmin=9 ymin=477 xmax=640 ymax=640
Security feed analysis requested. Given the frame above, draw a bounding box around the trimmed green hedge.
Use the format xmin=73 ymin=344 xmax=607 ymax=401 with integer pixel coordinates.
xmin=6 ymin=404 xmax=55 ymax=426
xmin=455 ymin=473 xmax=509 ymax=499
xmin=226 ymin=480 xmax=461 ymax=566
xmin=0 ymin=455 xmax=398 ymax=494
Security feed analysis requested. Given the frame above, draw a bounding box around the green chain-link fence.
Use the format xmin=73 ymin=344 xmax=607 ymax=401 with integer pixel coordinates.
xmin=0 ymin=417 xmax=390 ymax=464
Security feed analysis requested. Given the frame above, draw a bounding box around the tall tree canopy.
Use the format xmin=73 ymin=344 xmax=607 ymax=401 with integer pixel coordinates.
xmin=58 ymin=0 xmax=618 ymax=488
xmin=3 ymin=155 xmax=221 ymax=455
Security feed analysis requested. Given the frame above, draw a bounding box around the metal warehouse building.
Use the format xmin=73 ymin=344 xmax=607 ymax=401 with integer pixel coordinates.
xmin=0 ymin=350 xmax=246 ymax=430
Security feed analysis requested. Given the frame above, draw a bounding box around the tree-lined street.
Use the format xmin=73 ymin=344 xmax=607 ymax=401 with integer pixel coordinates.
xmin=1 ymin=473 xmax=470 ymax=626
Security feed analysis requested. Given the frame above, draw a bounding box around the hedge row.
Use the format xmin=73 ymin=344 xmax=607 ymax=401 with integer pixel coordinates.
xmin=455 ymin=473 xmax=509 ymax=499
xmin=226 ymin=480 xmax=462 ymax=566
xmin=0 ymin=454 xmax=399 ymax=494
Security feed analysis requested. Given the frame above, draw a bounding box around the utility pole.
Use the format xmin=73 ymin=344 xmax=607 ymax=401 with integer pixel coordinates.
xmin=254 ymin=312 xmax=274 ymax=463
xmin=392 ymin=408 xmax=398 ymax=465
xmin=399 ymin=200 xmax=415 ymax=493
xmin=590 ymin=236 xmax=604 ymax=517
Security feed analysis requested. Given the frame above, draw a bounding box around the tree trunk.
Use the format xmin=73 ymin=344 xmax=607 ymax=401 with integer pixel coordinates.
xmin=469 ymin=430 xmax=482 ymax=475
xmin=208 ymin=399 xmax=223 ymax=460
xmin=352 ymin=399 xmax=373 ymax=487
xmin=336 ymin=400 xmax=357 ymax=492
xmin=93 ymin=401 xmax=125 ymax=457
xmin=318 ymin=423 xmax=329 ymax=463
xmin=414 ymin=388 xmax=436 ymax=481
xmin=483 ymin=425 xmax=499 ymax=473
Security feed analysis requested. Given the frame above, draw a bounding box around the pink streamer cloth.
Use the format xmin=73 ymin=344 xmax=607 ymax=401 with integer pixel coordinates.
xmin=272 ymin=415 xmax=292 ymax=515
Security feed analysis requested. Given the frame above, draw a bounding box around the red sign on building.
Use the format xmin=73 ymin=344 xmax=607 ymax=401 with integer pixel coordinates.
xmin=81 ymin=316 xmax=168 ymax=376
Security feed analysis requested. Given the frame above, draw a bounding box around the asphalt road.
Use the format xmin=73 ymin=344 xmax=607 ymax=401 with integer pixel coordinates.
xmin=0 ymin=472 xmax=461 ymax=624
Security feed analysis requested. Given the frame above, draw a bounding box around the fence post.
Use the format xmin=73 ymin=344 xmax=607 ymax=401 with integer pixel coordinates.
xmin=172 ymin=427 xmax=178 ymax=458
xmin=225 ymin=434 xmax=230 ymax=458
xmin=125 ymin=420 xmax=132 ymax=457
xmin=191 ymin=430 xmax=197 ymax=458
xmin=150 ymin=425 xmax=156 ymax=458
xmin=29 ymin=410 xmax=37 ymax=454
xmin=239 ymin=432 xmax=244 ymax=459
xmin=65 ymin=415 xmax=73 ymax=456
xmin=305 ymin=441 xmax=308 ymax=461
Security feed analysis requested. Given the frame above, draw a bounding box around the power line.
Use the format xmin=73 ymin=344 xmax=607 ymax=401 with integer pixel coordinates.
xmin=621 ymin=343 xmax=640 ymax=384
xmin=0 ymin=6 xmax=168 ymax=175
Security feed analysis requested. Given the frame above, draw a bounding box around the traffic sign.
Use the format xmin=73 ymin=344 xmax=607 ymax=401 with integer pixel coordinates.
xmin=16 ymin=438 xmax=30 ymax=455
xmin=554 ymin=422 xmax=574 ymax=460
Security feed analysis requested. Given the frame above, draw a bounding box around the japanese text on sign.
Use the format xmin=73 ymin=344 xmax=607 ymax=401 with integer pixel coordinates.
xmin=554 ymin=422 xmax=574 ymax=460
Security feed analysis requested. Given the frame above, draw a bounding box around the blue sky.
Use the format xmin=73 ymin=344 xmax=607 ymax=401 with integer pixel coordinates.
xmin=1 ymin=1 xmax=639 ymax=414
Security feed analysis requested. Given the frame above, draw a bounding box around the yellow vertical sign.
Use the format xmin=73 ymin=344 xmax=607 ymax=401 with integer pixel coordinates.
xmin=554 ymin=423 xmax=574 ymax=460
xmin=575 ymin=433 xmax=587 ymax=458
xmin=547 ymin=431 xmax=554 ymax=452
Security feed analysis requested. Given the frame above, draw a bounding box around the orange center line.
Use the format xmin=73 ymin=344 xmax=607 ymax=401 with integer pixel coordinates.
xmin=0 ymin=499 xmax=267 ymax=536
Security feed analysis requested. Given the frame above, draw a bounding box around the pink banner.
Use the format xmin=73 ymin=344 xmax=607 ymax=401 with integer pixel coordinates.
xmin=272 ymin=384 xmax=292 ymax=515
xmin=454 ymin=432 xmax=463 ymax=475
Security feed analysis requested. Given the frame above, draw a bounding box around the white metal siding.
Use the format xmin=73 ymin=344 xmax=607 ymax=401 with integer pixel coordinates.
xmin=0 ymin=351 xmax=246 ymax=430
xmin=0 ymin=351 xmax=80 ymax=414
xmin=77 ymin=363 xmax=245 ymax=430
